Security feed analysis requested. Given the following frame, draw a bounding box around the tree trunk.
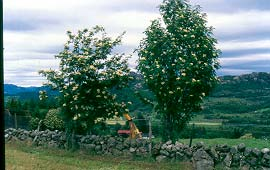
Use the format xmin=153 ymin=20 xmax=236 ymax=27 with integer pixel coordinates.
xmin=71 ymin=130 xmax=76 ymax=150
xmin=162 ymin=113 xmax=175 ymax=142
xmin=162 ymin=108 xmax=179 ymax=142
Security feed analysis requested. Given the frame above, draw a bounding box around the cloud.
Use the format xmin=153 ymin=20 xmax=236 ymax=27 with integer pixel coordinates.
xmin=217 ymin=68 xmax=254 ymax=76
xmin=190 ymin=0 xmax=270 ymax=13
xmin=218 ymin=40 xmax=270 ymax=58
xmin=207 ymin=10 xmax=270 ymax=40
xmin=5 ymin=58 xmax=59 ymax=72
xmin=4 ymin=0 xmax=270 ymax=86
xmin=4 ymin=0 xmax=161 ymax=13
xmin=219 ymin=60 xmax=270 ymax=75
xmin=4 ymin=58 xmax=60 ymax=86
xmin=220 ymin=49 xmax=270 ymax=58
xmin=4 ymin=10 xmax=61 ymax=32
xmin=4 ymin=31 xmax=67 ymax=53
xmin=220 ymin=53 xmax=270 ymax=66
xmin=218 ymin=40 xmax=270 ymax=51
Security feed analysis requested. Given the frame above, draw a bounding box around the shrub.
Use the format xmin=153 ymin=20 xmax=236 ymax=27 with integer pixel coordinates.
xmin=44 ymin=109 xmax=64 ymax=130
xmin=240 ymin=133 xmax=255 ymax=139
xmin=29 ymin=117 xmax=40 ymax=130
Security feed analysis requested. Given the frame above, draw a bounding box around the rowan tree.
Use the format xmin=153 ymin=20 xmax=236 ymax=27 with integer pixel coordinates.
xmin=137 ymin=0 xmax=220 ymax=141
xmin=39 ymin=26 xmax=131 ymax=134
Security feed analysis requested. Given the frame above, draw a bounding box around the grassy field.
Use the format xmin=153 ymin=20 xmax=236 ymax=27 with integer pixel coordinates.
xmin=5 ymin=142 xmax=192 ymax=170
xmin=5 ymin=138 xmax=269 ymax=170
xmin=189 ymin=122 xmax=222 ymax=126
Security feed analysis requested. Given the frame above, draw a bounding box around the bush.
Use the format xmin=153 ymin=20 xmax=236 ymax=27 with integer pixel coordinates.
xmin=240 ymin=133 xmax=255 ymax=139
xmin=43 ymin=109 xmax=64 ymax=130
xmin=91 ymin=121 xmax=110 ymax=135
xmin=29 ymin=117 xmax=40 ymax=130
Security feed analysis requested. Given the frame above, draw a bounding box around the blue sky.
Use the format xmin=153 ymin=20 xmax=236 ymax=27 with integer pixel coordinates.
xmin=4 ymin=0 xmax=270 ymax=86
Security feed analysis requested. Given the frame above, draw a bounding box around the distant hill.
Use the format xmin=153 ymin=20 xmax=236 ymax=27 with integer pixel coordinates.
xmin=4 ymin=72 xmax=270 ymax=138
xmin=4 ymin=72 xmax=270 ymax=116
xmin=4 ymin=84 xmax=40 ymax=95
xmin=4 ymin=84 xmax=58 ymax=101
xmin=212 ymin=72 xmax=270 ymax=98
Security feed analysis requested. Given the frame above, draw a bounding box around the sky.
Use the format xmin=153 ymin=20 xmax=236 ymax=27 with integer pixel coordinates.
xmin=4 ymin=0 xmax=270 ymax=87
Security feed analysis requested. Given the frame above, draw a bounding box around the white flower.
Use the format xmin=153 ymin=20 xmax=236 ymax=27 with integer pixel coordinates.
xmin=116 ymin=70 xmax=123 ymax=76
xmin=72 ymin=86 xmax=78 ymax=91
xmin=141 ymin=57 xmax=146 ymax=61
xmin=73 ymin=115 xmax=78 ymax=120
xmin=89 ymin=65 xmax=96 ymax=70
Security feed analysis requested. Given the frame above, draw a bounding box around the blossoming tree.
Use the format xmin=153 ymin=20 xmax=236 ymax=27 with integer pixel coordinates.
xmin=137 ymin=0 xmax=220 ymax=141
xmin=39 ymin=26 xmax=131 ymax=134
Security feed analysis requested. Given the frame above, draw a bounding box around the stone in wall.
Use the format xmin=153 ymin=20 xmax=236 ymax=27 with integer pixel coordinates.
xmin=192 ymin=148 xmax=214 ymax=170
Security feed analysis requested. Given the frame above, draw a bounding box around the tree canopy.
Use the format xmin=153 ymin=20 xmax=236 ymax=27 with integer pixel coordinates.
xmin=39 ymin=26 xmax=131 ymax=133
xmin=137 ymin=0 xmax=220 ymax=141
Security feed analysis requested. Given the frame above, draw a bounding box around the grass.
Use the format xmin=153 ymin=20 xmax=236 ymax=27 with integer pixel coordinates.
xmin=180 ymin=138 xmax=270 ymax=149
xmin=106 ymin=120 xmax=126 ymax=125
xmin=5 ymin=142 xmax=192 ymax=170
xmin=189 ymin=122 xmax=222 ymax=126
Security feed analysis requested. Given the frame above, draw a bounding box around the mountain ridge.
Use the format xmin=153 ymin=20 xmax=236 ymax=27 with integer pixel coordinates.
xmin=5 ymin=72 xmax=270 ymax=96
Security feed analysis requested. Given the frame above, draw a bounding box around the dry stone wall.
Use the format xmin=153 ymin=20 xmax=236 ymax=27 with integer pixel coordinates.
xmin=5 ymin=128 xmax=270 ymax=170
